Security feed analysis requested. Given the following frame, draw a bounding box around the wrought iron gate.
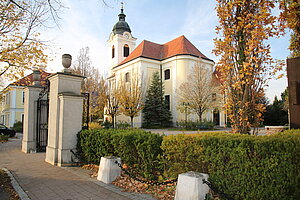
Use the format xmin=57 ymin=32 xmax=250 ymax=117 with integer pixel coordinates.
xmin=36 ymin=82 xmax=49 ymax=152
xmin=36 ymin=99 xmax=49 ymax=152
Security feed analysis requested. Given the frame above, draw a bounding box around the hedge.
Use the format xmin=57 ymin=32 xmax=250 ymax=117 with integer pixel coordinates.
xmin=77 ymin=129 xmax=300 ymax=199
xmin=161 ymin=134 xmax=207 ymax=178
xmin=77 ymin=129 xmax=163 ymax=179
xmin=162 ymin=131 xmax=300 ymax=200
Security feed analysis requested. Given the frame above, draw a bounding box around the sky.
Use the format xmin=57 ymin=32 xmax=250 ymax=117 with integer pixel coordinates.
xmin=42 ymin=0 xmax=290 ymax=102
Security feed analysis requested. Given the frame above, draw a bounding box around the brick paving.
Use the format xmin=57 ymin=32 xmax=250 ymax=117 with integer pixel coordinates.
xmin=0 ymin=134 xmax=155 ymax=200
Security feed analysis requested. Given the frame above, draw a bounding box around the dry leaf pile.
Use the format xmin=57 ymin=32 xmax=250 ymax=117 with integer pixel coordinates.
xmin=0 ymin=169 xmax=20 ymax=200
xmin=82 ymin=164 xmax=176 ymax=200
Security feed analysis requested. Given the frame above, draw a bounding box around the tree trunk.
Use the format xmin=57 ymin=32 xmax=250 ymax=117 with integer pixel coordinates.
xmin=111 ymin=114 xmax=115 ymax=128
xmin=198 ymin=113 xmax=202 ymax=122
xmin=130 ymin=116 xmax=134 ymax=128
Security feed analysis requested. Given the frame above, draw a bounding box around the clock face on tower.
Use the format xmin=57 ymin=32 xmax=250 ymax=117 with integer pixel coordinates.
xmin=124 ymin=34 xmax=129 ymax=39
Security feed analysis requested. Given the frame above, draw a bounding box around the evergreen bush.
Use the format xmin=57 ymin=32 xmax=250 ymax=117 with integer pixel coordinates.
xmin=161 ymin=131 xmax=300 ymax=200
xmin=176 ymin=120 xmax=214 ymax=130
xmin=77 ymin=129 xmax=300 ymax=199
xmin=202 ymin=132 xmax=300 ymax=200
xmin=115 ymin=121 xmax=131 ymax=129
xmin=13 ymin=121 xmax=23 ymax=133
xmin=77 ymin=129 xmax=163 ymax=179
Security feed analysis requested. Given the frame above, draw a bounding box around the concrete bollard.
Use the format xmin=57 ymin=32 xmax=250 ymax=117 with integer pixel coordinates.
xmin=174 ymin=171 xmax=209 ymax=200
xmin=97 ymin=156 xmax=121 ymax=184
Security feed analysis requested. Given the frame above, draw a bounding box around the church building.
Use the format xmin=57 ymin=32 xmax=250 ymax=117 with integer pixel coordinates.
xmin=107 ymin=6 xmax=226 ymax=127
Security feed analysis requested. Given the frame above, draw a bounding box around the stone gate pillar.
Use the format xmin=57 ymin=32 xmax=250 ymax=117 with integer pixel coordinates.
xmin=22 ymin=86 xmax=43 ymax=153
xmin=45 ymin=54 xmax=85 ymax=166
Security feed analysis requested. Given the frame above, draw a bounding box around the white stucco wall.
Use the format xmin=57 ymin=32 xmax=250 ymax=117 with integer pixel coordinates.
xmin=109 ymin=54 xmax=225 ymax=127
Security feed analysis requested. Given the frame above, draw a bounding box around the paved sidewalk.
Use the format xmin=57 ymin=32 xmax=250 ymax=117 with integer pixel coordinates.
xmin=0 ymin=134 xmax=155 ymax=200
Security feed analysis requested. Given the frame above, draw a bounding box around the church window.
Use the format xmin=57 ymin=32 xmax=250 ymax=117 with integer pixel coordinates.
xmin=165 ymin=95 xmax=170 ymax=110
xmin=164 ymin=69 xmax=170 ymax=80
xmin=125 ymin=72 xmax=130 ymax=82
xmin=124 ymin=44 xmax=129 ymax=57
xmin=112 ymin=46 xmax=115 ymax=58
xmin=22 ymin=91 xmax=25 ymax=104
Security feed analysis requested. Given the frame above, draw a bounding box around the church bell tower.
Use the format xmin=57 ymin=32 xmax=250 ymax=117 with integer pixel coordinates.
xmin=108 ymin=3 xmax=137 ymax=69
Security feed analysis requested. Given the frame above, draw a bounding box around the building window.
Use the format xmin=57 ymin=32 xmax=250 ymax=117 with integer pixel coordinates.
xmin=21 ymin=114 xmax=24 ymax=125
xmin=0 ymin=115 xmax=4 ymax=124
xmin=164 ymin=69 xmax=170 ymax=80
xmin=22 ymin=91 xmax=25 ymax=104
xmin=123 ymin=44 xmax=129 ymax=57
xmin=125 ymin=72 xmax=130 ymax=82
xmin=165 ymin=95 xmax=170 ymax=110
xmin=212 ymin=93 xmax=217 ymax=101
xmin=112 ymin=45 xmax=115 ymax=58
xmin=5 ymin=113 xmax=10 ymax=127
xmin=5 ymin=93 xmax=10 ymax=104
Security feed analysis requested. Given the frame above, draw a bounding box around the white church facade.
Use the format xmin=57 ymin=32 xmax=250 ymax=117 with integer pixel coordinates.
xmin=107 ymin=7 xmax=226 ymax=127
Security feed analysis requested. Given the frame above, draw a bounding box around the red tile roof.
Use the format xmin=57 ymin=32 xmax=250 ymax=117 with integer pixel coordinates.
xmin=117 ymin=35 xmax=212 ymax=67
xmin=11 ymin=70 xmax=51 ymax=87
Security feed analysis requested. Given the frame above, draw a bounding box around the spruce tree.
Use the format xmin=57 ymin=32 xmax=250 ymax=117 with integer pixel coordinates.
xmin=142 ymin=71 xmax=172 ymax=128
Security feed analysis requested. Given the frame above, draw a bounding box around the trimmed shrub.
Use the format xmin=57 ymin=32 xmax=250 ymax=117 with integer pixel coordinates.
xmin=76 ymin=129 xmax=116 ymax=164
xmin=162 ymin=131 xmax=300 ymax=199
xmin=161 ymin=132 xmax=222 ymax=178
xmin=88 ymin=122 xmax=102 ymax=130
xmin=176 ymin=120 xmax=214 ymax=130
xmin=13 ymin=121 xmax=23 ymax=133
xmin=77 ymin=128 xmax=300 ymax=199
xmin=112 ymin=130 xmax=163 ymax=179
xmin=115 ymin=121 xmax=131 ymax=129
xmin=0 ymin=135 xmax=9 ymax=142
xmin=77 ymin=129 xmax=163 ymax=179
xmin=202 ymin=132 xmax=300 ymax=200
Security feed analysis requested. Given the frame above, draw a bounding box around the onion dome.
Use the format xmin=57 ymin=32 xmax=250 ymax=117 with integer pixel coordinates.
xmin=112 ymin=6 xmax=131 ymax=35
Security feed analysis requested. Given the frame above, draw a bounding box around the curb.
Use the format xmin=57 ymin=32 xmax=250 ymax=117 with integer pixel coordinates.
xmin=2 ymin=168 xmax=31 ymax=200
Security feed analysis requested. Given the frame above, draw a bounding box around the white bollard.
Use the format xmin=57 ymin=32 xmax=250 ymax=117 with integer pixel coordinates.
xmin=97 ymin=156 xmax=121 ymax=184
xmin=174 ymin=171 xmax=209 ymax=200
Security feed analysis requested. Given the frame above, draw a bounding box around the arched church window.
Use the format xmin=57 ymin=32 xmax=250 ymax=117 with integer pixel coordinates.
xmin=112 ymin=45 xmax=115 ymax=58
xmin=165 ymin=95 xmax=170 ymax=110
xmin=164 ymin=69 xmax=170 ymax=80
xmin=125 ymin=72 xmax=130 ymax=82
xmin=124 ymin=44 xmax=129 ymax=57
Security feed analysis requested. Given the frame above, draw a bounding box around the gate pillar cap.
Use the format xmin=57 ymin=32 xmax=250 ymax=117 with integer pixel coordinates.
xmin=48 ymin=72 xmax=85 ymax=79
xmin=58 ymin=92 xmax=83 ymax=97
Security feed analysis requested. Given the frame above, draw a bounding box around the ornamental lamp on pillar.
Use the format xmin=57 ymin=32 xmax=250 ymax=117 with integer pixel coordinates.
xmin=62 ymin=54 xmax=72 ymax=73
xmin=32 ymin=69 xmax=41 ymax=86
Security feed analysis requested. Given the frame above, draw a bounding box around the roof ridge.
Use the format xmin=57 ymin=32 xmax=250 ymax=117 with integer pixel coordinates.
xmin=115 ymin=35 xmax=212 ymax=68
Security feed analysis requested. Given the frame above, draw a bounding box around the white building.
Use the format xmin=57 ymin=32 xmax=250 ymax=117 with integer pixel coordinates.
xmin=107 ymin=7 xmax=225 ymax=127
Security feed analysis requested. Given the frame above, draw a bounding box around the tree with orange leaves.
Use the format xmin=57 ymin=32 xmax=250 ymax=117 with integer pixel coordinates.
xmin=0 ymin=0 xmax=63 ymax=82
xmin=279 ymin=0 xmax=300 ymax=58
xmin=213 ymin=0 xmax=284 ymax=134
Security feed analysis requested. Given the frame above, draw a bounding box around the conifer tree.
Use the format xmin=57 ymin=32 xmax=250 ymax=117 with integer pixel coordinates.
xmin=142 ymin=71 xmax=172 ymax=128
